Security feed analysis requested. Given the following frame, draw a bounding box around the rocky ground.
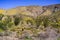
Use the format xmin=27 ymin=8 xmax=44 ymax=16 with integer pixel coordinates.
xmin=0 ymin=27 xmax=60 ymax=40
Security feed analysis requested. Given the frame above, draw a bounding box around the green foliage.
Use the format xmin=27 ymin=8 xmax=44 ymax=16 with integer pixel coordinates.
xmin=35 ymin=16 xmax=50 ymax=28
xmin=14 ymin=16 xmax=22 ymax=26
xmin=0 ymin=29 xmax=4 ymax=32
xmin=26 ymin=20 xmax=33 ymax=25
xmin=23 ymin=17 xmax=36 ymax=25
xmin=0 ymin=14 xmax=4 ymax=20
xmin=42 ymin=16 xmax=50 ymax=27
xmin=25 ymin=36 xmax=32 ymax=40
xmin=0 ymin=15 xmax=14 ymax=32
xmin=57 ymin=38 xmax=60 ymax=40
xmin=35 ymin=16 xmax=42 ymax=27
xmin=0 ymin=11 xmax=60 ymax=36
xmin=49 ymin=11 xmax=60 ymax=28
xmin=0 ymin=21 xmax=6 ymax=30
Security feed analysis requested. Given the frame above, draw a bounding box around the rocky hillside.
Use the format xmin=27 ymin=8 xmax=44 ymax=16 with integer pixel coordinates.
xmin=0 ymin=4 xmax=60 ymax=40
xmin=1 ymin=4 xmax=60 ymax=16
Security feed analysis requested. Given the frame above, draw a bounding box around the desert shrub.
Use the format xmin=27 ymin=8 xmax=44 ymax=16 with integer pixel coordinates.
xmin=25 ymin=36 xmax=32 ymax=40
xmin=49 ymin=11 xmax=60 ymax=28
xmin=35 ymin=16 xmax=42 ymax=27
xmin=35 ymin=16 xmax=50 ymax=28
xmin=1 ymin=16 xmax=14 ymax=30
xmin=43 ymin=16 xmax=50 ymax=28
xmin=23 ymin=17 xmax=36 ymax=26
xmin=0 ymin=21 xmax=5 ymax=30
xmin=14 ymin=16 xmax=22 ymax=26
xmin=0 ymin=14 xmax=4 ymax=20
xmin=26 ymin=20 xmax=33 ymax=25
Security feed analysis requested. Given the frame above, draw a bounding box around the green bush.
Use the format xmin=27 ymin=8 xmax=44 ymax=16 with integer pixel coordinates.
xmin=14 ymin=16 xmax=22 ymax=26
xmin=0 ymin=14 xmax=4 ymax=20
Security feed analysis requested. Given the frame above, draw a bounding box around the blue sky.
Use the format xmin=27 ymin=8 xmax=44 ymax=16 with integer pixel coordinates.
xmin=0 ymin=0 xmax=60 ymax=9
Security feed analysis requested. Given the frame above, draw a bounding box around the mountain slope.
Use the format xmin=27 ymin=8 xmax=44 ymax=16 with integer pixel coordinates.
xmin=0 ymin=4 xmax=60 ymax=40
xmin=0 ymin=4 xmax=60 ymax=17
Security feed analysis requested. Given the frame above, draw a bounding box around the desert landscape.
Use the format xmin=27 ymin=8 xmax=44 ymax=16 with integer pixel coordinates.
xmin=0 ymin=4 xmax=60 ymax=40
